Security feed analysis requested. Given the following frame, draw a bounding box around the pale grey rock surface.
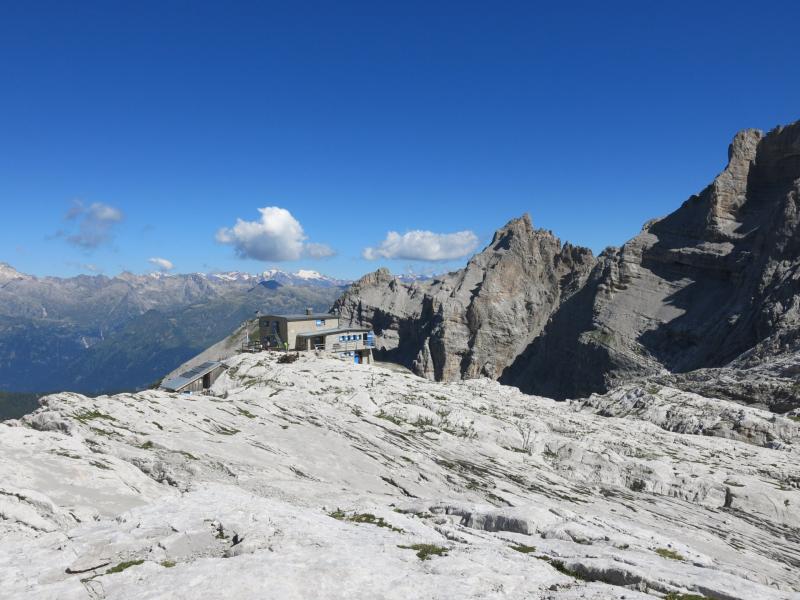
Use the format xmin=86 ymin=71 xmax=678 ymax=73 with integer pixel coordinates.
xmin=576 ymin=383 xmax=800 ymax=448
xmin=1 ymin=353 xmax=798 ymax=599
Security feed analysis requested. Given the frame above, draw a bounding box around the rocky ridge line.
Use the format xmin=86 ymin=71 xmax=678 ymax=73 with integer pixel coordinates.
xmin=335 ymin=120 xmax=800 ymax=411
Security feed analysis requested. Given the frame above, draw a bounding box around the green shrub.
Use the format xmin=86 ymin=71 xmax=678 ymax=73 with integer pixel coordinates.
xmin=74 ymin=410 xmax=116 ymax=424
xmin=105 ymin=560 xmax=144 ymax=575
xmin=329 ymin=510 xmax=403 ymax=533
xmin=375 ymin=410 xmax=405 ymax=426
xmin=397 ymin=543 xmax=448 ymax=560
xmin=656 ymin=547 xmax=685 ymax=561
xmin=629 ymin=479 xmax=646 ymax=492
xmin=536 ymin=556 xmax=587 ymax=580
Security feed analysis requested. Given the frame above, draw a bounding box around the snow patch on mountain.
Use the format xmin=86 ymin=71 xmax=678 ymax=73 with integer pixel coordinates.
xmin=0 ymin=262 xmax=30 ymax=284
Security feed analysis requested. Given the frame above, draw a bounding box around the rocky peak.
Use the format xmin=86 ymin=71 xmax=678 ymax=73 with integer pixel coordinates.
xmin=350 ymin=267 xmax=394 ymax=289
xmin=335 ymin=119 xmax=800 ymax=411
xmin=505 ymin=119 xmax=800 ymax=407
xmin=335 ymin=214 xmax=596 ymax=382
xmin=0 ymin=262 xmax=30 ymax=284
xmin=486 ymin=213 xmax=533 ymax=248
xmin=727 ymin=127 xmax=762 ymax=164
xmin=705 ymin=127 xmax=763 ymax=230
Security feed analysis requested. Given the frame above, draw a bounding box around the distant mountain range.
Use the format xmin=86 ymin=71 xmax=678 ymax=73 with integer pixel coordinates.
xmin=206 ymin=268 xmax=351 ymax=287
xmin=0 ymin=264 xmax=347 ymax=395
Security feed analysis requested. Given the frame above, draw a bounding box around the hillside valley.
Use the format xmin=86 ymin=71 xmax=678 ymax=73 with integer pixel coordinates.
xmin=0 ymin=267 xmax=344 ymax=395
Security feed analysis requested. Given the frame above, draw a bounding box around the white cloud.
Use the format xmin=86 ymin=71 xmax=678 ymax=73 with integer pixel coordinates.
xmin=216 ymin=206 xmax=335 ymax=261
xmin=87 ymin=203 xmax=123 ymax=222
xmin=304 ymin=242 xmax=336 ymax=258
xmin=148 ymin=257 xmax=174 ymax=272
xmin=362 ymin=229 xmax=479 ymax=261
xmin=66 ymin=261 xmax=104 ymax=273
xmin=60 ymin=200 xmax=124 ymax=249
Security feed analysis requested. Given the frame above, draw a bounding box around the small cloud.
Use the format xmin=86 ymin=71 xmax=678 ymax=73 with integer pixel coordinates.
xmin=66 ymin=261 xmax=104 ymax=274
xmin=148 ymin=257 xmax=174 ymax=272
xmin=216 ymin=206 xmax=335 ymax=261
xmin=58 ymin=200 xmax=124 ymax=249
xmin=304 ymin=242 xmax=336 ymax=258
xmin=402 ymin=264 xmax=441 ymax=278
xmin=363 ymin=229 xmax=479 ymax=261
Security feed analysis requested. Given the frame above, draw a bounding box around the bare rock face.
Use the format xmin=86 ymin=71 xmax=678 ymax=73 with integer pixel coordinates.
xmin=335 ymin=121 xmax=800 ymax=410
xmin=333 ymin=215 xmax=596 ymax=382
xmin=576 ymin=383 xmax=800 ymax=448
xmin=505 ymin=122 xmax=800 ymax=406
xmin=650 ymin=335 xmax=800 ymax=413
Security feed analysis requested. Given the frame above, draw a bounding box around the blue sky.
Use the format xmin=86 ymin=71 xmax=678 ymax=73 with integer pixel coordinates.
xmin=1 ymin=0 xmax=798 ymax=279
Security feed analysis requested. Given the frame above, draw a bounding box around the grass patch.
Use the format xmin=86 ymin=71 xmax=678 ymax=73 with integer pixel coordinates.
xmin=105 ymin=559 xmax=144 ymax=575
xmin=664 ymin=594 xmax=713 ymax=600
xmin=236 ymin=407 xmax=256 ymax=419
xmin=510 ymin=544 xmax=537 ymax=554
xmin=138 ymin=440 xmax=154 ymax=450
xmin=788 ymin=415 xmax=800 ymax=422
xmin=88 ymin=426 xmax=120 ymax=438
xmin=397 ymin=543 xmax=448 ymax=560
xmin=52 ymin=450 xmax=81 ymax=459
xmin=629 ymin=479 xmax=646 ymax=492
xmin=656 ymin=548 xmax=685 ymax=561
xmin=413 ymin=416 xmax=436 ymax=428
xmin=160 ymin=560 xmax=176 ymax=568
xmin=216 ymin=426 xmax=240 ymax=435
xmin=375 ymin=410 xmax=405 ymax=426
xmin=75 ymin=410 xmax=116 ymax=424
xmin=152 ymin=421 xmax=164 ymax=430
xmin=329 ymin=510 xmax=403 ymax=533
xmin=536 ymin=556 xmax=587 ymax=580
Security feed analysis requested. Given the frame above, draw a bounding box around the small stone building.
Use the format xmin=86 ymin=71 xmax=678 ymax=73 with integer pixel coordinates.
xmin=259 ymin=310 xmax=339 ymax=350
xmin=259 ymin=310 xmax=374 ymax=364
xmin=161 ymin=361 xmax=227 ymax=393
xmin=295 ymin=327 xmax=374 ymax=364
